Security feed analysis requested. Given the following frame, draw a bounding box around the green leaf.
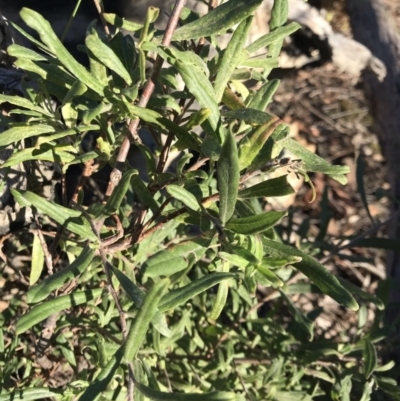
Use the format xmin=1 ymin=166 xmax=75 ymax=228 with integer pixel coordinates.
xmin=131 ymin=175 xmax=159 ymax=212
xmin=159 ymin=272 xmax=235 ymax=312
xmin=167 ymin=185 xmax=200 ymax=211
xmin=124 ymin=278 xmax=170 ymax=361
xmin=219 ymin=252 xmax=249 ymax=269
xmin=102 ymin=13 xmax=143 ymax=32
xmin=351 ymin=237 xmax=400 ymax=250
xmin=0 ymin=388 xmax=61 ymax=401
xmin=239 ymin=57 xmax=279 ymax=69
xmin=85 ymin=34 xmax=132 ymax=85
xmin=218 ymin=131 xmax=240 ymax=225
xmin=142 ymin=237 xmax=209 ymax=277
xmin=283 ymin=138 xmax=349 ymax=184
xmin=16 ymin=289 xmax=104 ymax=334
xmin=0 ymin=124 xmax=55 ymax=147
xmin=20 ymin=8 xmax=104 ymax=95
xmin=30 ymin=234 xmax=44 ymax=286
xmin=134 ymin=379 xmax=240 ymax=401
xmin=238 ymin=119 xmax=283 ymax=170
xmin=224 ymin=108 xmax=274 ymax=126
xmin=262 ymin=239 xmax=359 ymax=310
xmin=62 ymin=80 xmax=87 ymax=106
xmin=256 ymin=263 xmax=283 ymax=287
xmin=174 ymin=59 xmax=220 ymax=137
xmin=0 ymin=94 xmax=52 ymax=117
xmin=109 ymin=264 xmax=171 ymax=337
xmin=247 ymin=79 xmax=280 ymax=111
xmin=270 ymin=0 xmax=289 ymax=29
xmin=96 ymin=169 xmax=136 ymax=219
xmin=214 ymin=16 xmax=253 ymax=102
xmin=123 ymin=102 xmax=201 ymax=150
xmin=337 ymin=277 xmax=384 ymax=310
xmin=226 ymin=211 xmax=286 ymax=235
xmin=280 ymin=291 xmax=314 ymax=340
xmin=171 ymin=0 xmax=263 ymax=42
xmin=79 ymin=345 xmax=124 ymax=401
xmin=239 ymin=175 xmax=295 ymax=198
xmin=27 ymin=246 xmax=95 ymax=304
xmin=363 ymin=340 xmax=377 ymax=379
xmin=246 ymin=22 xmax=300 ymax=54
xmin=36 ymin=125 xmax=100 ymax=146
xmin=356 ymin=152 xmax=374 ymax=223
xmin=11 ymin=190 xmax=98 ymax=242
xmin=7 ymin=43 xmax=49 ymax=61
xmin=0 ymin=145 xmax=76 ymax=168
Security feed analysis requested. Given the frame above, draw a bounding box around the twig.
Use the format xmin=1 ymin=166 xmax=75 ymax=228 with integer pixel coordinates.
xmin=92 ymin=0 xmax=111 ymax=37
xmin=232 ymin=361 xmax=251 ymax=401
xmin=319 ymin=210 xmax=400 ymax=264
xmin=187 ymin=157 xmax=209 ymax=172
xmin=73 ymin=202 xmax=128 ymax=338
xmin=34 ymin=218 xmax=53 ymax=276
xmin=105 ymin=0 xmax=188 ymax=198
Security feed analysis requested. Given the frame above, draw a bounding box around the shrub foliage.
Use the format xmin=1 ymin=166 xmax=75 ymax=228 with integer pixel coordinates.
xmin=0 ymin=0 xmax=398 ymax=400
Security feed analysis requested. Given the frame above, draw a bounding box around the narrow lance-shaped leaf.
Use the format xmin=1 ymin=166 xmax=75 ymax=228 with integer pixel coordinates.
xmin=0 ymin=388 xmax=62 ymax=401
xmin=224 ymin=108 xmax=275 ymax=126
xmin=19 ymin=8 xmax=104 ymax=95
xmin=159 ymin=272 xmax=236 ymax=312
xmin=174 ymin=59 xmax=221 ymax=140
xmin=247 ymin=79 xmax=280 ymax=111
xmin=167 ymin=185 xmax=200 ymax=211
xmin=102 ymin=13 xmax=143 ymax=32
xmin=123 ymin=102 xmax=201 ymax=150
xmin=264 ymin=0 xmax=289 ymax=78
xmin=1 ymin=145 xmax=76 ymax=168
xmin=256 ymin=264 xmax=283 ymax=287
xmin=85 ymin=34 xmax=132 ymax=85
xmin=227 ymin=211 xmax=286 ymax=235
xmin=0 ymin=94 xmax=53 ymax=117
xmin=27 ymin=245 xmax=95 ymax=304
xmin=142 ymin=237 xmax=210 ymax=277
xmin=270 ymin=0 xmax=289 ymax=30
xmin=131 ymin=175 xmax=159 ymax=212
xmin=210 ymin=262 xmax=231 ymax=320
xmin=0 ymin=124 xmax=55 ymax=147
xmin=356 ymin=152 xmax=374 ymax=223
xmin=124 ymin=278 xmax=170 ymax=361
xmin=280 ymin=291 xmax=314 ymax=340
xmin=11 ymin=190 xmax=98 ymax=242
xmin=283 ymin=138 xmax=350 ymax=184
xmin=337 ymin=277 xmax=384 ymax=311
xmin=239 ymin=175 xmax=295 ymax=199
xmin=218 ymin=131 xmax=240 ymax=225
xmin=363 ymin=339 xmax=377 ymax=379
xmin=246 ymin=22 xmax=300 ymax=54
xmin=96 ymin=169 xmax=136 ymax=219
xmin=62 ymin=80 xmax=87 ymax=106
xmin=7 ymin=43 xmax=49 ymax=61
xmin=78 ymin=345 xmax=124 ymax=401
xmin=170 ymin=0 xmax=263 ymax=41
xmin=263 ymin=239 xmax=359 ymax=310
xmin=30 ymin=235 xmax=45 ymax=286
xmin=109 ymin=264 xmax=171 ymax=337
xmin=214 ymin=16 xmax=253 ymax=102
xmin=134 ymin=379 xmax=239 ymax=401
xmin=238 ymin=118 xmax=282 ymax=170
xmin=16 ymin=289 xmax=104 ymax=334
